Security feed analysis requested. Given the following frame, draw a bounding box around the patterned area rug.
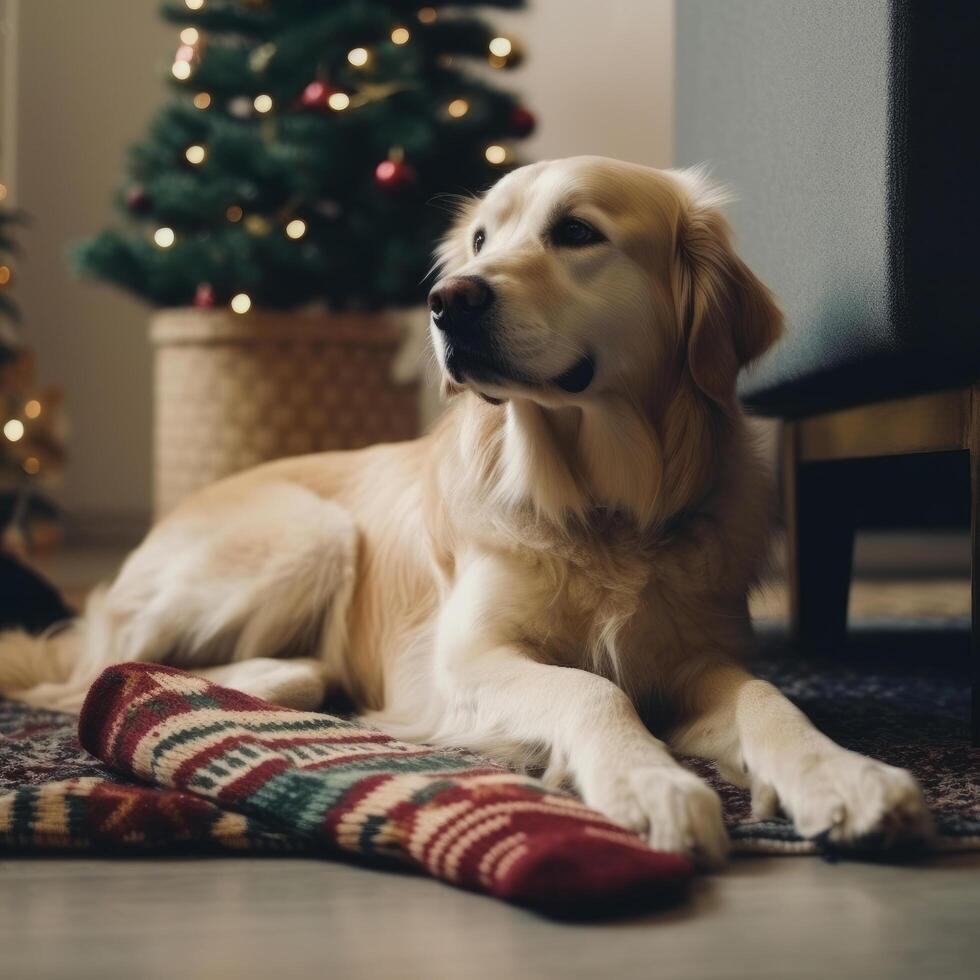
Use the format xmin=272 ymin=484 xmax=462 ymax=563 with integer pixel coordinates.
xmin=1 ymin=636 xmax=977 ymax=868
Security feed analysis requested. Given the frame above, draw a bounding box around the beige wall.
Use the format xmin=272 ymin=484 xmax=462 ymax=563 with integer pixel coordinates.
xmin=497 ymin=0 xmax=674 ymax=166
xmin=13 ymin=1 xmax=171 ymax=532
xmin=11 ymin=0 xmax=673 ymax=530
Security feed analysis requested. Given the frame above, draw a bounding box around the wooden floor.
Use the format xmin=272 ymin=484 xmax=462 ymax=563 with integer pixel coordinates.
xmin=4 ymin=534 xmax=977 ymax=978
xmin=2 ymin=853 xmax=978 ymax=979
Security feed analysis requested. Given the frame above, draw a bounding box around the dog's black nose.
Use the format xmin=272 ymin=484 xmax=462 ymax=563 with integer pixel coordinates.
xmin=429 ymin=277 xmax=495 ymax=332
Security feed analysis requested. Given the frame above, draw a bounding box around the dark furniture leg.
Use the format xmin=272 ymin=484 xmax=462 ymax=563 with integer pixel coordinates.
xmin=784 ymin=386 xmax=978 ymax=743
xmin=785 ymin=425 xmax=855 ymax=653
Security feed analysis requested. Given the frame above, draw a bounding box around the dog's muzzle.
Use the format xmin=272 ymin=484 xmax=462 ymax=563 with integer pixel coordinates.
xmin=429 ymin=276 xmax=495 ymax=337
xmin=430 ymin=278 xmax=595 ymax=395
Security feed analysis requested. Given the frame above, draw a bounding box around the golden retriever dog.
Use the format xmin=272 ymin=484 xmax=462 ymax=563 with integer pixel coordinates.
xmin=0 ymin=157 xmax=931 ymax=865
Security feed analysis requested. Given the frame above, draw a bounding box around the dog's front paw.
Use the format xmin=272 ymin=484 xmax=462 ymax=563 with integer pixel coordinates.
xmin=586 ymin=765 xmax=729 ymax=869
xmin=781 ymin=750 xmax=933 ymax=849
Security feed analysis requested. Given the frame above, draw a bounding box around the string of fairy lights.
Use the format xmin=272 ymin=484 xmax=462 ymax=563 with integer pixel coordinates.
xmin=0 ymin=181 xmax=9 ymax=294
xmin=142 ymin=0 xmax=533 ymax=314
xmin=2 ymin=397 xmax=43 ymax=463
xmin=0 ymin=179 xmax=52 ymax=477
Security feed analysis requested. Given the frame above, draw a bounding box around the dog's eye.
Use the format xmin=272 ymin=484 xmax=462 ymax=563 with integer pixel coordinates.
xmin=551 ymin=218 xmax=604 ymax=248
xmin=473 ymin=229 xmax=486 ymax=254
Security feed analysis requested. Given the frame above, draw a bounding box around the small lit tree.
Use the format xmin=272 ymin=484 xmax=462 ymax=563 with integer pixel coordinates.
xmin=0 ymin=196 xmax=66 ymax=552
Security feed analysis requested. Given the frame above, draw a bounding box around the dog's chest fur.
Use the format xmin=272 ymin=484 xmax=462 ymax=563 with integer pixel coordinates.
xmin=495 ymin=514 xmax=663 ymax=675
xmin=488 ymin=504 xmax=755 ymax=700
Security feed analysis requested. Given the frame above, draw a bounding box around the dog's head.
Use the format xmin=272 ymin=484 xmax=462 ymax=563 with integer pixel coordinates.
xmin=429 ymin=156 xmax=782 ymax=412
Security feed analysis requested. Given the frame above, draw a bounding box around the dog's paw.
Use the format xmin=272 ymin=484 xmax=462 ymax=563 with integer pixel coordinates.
xmin=586 ymin=765 xmax=729 ymax=869
xmin=780 ymin=750 xmax=933 ymax=849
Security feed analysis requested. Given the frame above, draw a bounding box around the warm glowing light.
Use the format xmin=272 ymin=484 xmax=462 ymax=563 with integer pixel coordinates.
xmin=328 ymin=92 xmax=350 ymax=111
xmin=347 ymin=47 xmax=369 ymax=67
xmin=180 ymin=27 xmax=199 ymax=45
xmin=228 ymin=96 xmax=252 ymax=118
xmin=485 ymin=144 xmax=508 ymax=165
xmin=285 ymin=219 xmax=307 ymax=240
xmin=176 ymin=44 xmax=195 ymax=62
xmin=230 ymin=293 xmax=252 ymax=315
xmin=391 ymin=27 xmax=411 ymax=45
xmin=172 ymin=60 xmax=192 ymax=80
xmin=0 ymin=266 xmax=10 ymax=286
xmin=23 ymin=457 xmax=40 ymax=476
xmin=376 ymin=161 xmax=397 ymax=181
xmin=489 ymin=37 xmax=513 ymax=58
xmin=154 ymin=227 xmax=176 ymax=248
xmin=0 ymin=183 xmax=7 ymax=202
xmin=193 ymin=91 xmax=212 ymax=109
xmin=245 ymin=215 xmax=269 ymax=235
xmin=24 ymin=400 xmax=41 ymax=419
xmin=251 ymin=43 xmax=277 ymax=72
xmin=417 ymin=7 xmax=437 ymax=24
xmin=226 ymin=205 xmax=244 ymax=223
xmin=185 ymin=0 xmax=204 ymax=9
xmin=185 ymin=144 xmax=207 ymax=165
xmin=253 ymin=93 xmax=274 ymax=113
xmin=447 ymin=98 xmax=469 ymax=118
xmin=3 ymin=419 xmax=24 ymax=442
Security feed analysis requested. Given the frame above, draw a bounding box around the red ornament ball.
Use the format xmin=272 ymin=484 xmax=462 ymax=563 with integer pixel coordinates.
xmin=125 ymin=185 xmax=151 ymax=215
xmin=299 ymin=80 xmax=337 ymax=112
xmin=509 ymin=106 xmax=536 ymax=138
xmin=375 ymin=159 xmax=417 ymax=191
xmin=193 ymin=283 xmax=216 ymax=309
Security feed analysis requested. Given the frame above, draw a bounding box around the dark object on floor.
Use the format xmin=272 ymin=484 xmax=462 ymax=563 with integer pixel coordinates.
xmin=677 ymin=0 xmax=980 ymax=739
xmin=0 ymin=551 xmax=73 ymax=634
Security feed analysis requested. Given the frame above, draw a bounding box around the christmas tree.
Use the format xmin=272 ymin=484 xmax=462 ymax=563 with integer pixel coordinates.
xmin=0 ymin=187 xmax=66 ymax=553
xmin=0 ymin=199 xmax=25 ymax=350
xmin=76 ymin=0 xmax=534 ymax=314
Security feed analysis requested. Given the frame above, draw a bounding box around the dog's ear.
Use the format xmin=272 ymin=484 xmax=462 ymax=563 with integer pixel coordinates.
xmin=672 ymin=173 xmax=783 ymax=409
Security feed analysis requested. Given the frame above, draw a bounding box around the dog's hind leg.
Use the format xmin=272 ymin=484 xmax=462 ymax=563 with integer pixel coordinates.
xmin=1 ymin=481 xmax=358 ymax=713
xmin=195 ymin=658 xmax=327 ymax=711
xmin=0 ymin=623 xmax=82 ymax=700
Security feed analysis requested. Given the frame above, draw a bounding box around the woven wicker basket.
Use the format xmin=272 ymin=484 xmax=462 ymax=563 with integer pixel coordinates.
xmin=150 ymin=308 xmax=420 ymax=516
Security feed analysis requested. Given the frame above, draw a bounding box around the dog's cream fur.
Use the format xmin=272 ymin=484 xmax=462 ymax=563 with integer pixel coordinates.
xmin=0 ymin=157 xmax=930 ymax=865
